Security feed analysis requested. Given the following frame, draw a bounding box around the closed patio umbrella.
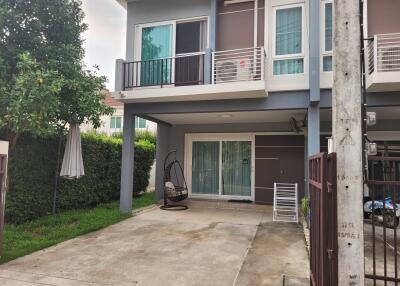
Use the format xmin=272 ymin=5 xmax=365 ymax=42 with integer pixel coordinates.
xmin=60 ymin=123 xmax=85 ymax=179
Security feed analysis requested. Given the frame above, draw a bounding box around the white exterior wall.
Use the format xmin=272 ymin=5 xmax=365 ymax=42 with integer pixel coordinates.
xmin=80 ymin=106 xmax=157 ymax=136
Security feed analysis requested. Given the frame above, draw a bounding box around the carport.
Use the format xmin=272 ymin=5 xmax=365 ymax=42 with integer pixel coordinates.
xmin=118 ymin=91 xmax=333 ymax=213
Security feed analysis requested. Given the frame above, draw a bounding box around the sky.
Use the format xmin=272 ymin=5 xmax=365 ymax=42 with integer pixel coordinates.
xmin=81 ymin=0 xmax=126 ymax=91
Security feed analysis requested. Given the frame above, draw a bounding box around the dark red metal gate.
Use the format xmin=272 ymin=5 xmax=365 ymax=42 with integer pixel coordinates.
xmin=365 ymin=156 xmax=399 ymax=285
xmin=309 ymin=152 xmax=338 ymax=286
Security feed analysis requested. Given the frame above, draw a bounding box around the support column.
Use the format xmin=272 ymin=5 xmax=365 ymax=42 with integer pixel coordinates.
xmin=333 ymin=0 xmax=364 ymax=284
xmin=120 ymin=108 xmax=135 ymax=213
xmin=204 ymin=48 xmax=212 ymax=85
xmin=209 ymin=0 xmax=217 ymax=51
xmin=155 ymin=124 xmax=171 ymax=202
xmin=115 ymin=59 xmax=124 ymax=92
xmin=304 ymin=134 xmax=309 ymax=197
xmin=205 ymin=0 xmax=217 ymax=85
xmin=307 ymin=106 xmax=320 ymax=156
xmin=307 ymin=0 xmax=321 ymax=198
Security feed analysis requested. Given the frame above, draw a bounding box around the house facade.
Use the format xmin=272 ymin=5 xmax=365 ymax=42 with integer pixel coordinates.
xmin=113 ymin=0 xmax=400 ymax=212
xmin=81 ymin=92 xmax=157 ymax=136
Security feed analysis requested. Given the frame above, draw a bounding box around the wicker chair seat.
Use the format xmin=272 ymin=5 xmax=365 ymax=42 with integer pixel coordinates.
xmin=165 ymin=182 xmax=188 ymax=202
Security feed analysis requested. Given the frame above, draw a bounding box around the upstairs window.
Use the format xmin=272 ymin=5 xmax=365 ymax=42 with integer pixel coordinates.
xmin=110 ymin=116 xmax=122 ymax=129
xmin=323 ymin=2 xmax=333 ymax=72
xmin=273 ymin=6 xmax=304 ymax=75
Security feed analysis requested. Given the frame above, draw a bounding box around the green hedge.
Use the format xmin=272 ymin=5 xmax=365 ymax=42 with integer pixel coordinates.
xmin=5 ymin=133 xmax=155 ymax=224
xmin=111 ymin=130 xmax=157 ymax=146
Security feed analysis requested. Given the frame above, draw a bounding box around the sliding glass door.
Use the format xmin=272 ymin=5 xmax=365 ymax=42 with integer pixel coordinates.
xmin=222 ymin=141 xmax=251 ymax=196
xmin=189 ymin=135 xmax=253 ymax=199
xmin=191 ymin=141 xmax=220 ymax=195
xmin=141 ymin=24 xmax=173 ymax=86
xmin=137 ymin=18 xmax=208 ymax=87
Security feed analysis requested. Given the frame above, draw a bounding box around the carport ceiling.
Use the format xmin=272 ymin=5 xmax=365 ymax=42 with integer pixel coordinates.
xmin=150 ymin=110 xmax=309 ymax=125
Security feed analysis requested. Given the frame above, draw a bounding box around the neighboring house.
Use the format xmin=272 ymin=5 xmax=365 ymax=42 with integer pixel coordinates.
xmin=81 ymin=92 xmax=157 ymax=136
xmin=112 ymin=0 xmax=400 ymax=210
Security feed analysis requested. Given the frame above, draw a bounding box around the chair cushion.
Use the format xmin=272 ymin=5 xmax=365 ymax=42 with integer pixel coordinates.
xmin=165 ymin=181 xmax=175 ymax=190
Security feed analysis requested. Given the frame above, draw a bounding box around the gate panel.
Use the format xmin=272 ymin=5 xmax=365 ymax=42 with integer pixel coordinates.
xmin=309 ymin=152 xmax=338 ymax=286
xmin=365 ymin=156 xmax=400 ymax=285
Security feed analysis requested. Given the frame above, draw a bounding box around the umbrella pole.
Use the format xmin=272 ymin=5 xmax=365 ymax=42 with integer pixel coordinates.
xmin=52 ymin=135 xmax=63 ymax=214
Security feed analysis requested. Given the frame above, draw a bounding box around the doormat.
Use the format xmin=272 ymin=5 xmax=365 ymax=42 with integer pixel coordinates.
xmin=227 ymin=199 xmax=252 ymax=204
xmin=283 ymin=275 xmax=309 ymax=286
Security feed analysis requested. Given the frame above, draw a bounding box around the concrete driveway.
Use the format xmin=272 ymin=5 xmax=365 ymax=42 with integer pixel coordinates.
xmin=0 ymin=203 xmax=309 ymax=286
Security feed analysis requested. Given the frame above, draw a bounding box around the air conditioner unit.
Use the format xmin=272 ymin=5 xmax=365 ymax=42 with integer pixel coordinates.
xmin=215 ymin=58 xmax=252 ymax=83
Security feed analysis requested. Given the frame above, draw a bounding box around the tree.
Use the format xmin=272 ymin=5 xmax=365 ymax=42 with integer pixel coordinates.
xmin=0 ymin=0 xmax=113 ymax=150
xmin=0 ymin=0 xmax=113 ymax=255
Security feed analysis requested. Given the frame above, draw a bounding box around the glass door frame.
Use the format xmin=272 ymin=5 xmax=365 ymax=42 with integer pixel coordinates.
xmin=134 ymin=16 xmax=210 ymax=87
xmin=134 ymin=20 xmax=176 ymax=87
xmin=185 ymin=133 xmax=255 ymax=201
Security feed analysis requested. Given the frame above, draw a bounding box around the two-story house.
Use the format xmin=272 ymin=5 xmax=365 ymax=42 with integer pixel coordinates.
xmin=113 ymin=0 xmax=400 ymax=212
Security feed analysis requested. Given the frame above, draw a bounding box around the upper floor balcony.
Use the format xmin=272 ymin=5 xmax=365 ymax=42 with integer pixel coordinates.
xmin=366 ymin=33 xmax=400 ymax=92
xmin=114 ymin=47 xmax=267 ymax=103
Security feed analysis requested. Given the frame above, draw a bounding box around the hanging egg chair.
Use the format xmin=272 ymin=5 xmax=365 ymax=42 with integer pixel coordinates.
xmin=160 ymin=150 xmax=188 ymax=211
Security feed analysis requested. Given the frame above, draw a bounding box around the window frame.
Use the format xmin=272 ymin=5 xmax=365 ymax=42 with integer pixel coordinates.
xmin=272 ymin=3 xmax=305 ymax=67
xmin=135 ymin=117 xmax=147 ymax=129
xmin=321 ymin=0 xmax=333 ymax=72
xmin=110 ymin=116 xmax=122 ymax=129
xmin=134 ymin=16 xmax=210 ymax=62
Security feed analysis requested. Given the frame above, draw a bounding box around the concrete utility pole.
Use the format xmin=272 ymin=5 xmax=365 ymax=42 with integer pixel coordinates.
xmin=332 ymin=0 xmax=365 ymax=285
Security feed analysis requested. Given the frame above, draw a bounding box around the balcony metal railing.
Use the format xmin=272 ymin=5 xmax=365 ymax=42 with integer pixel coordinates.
xmin=212 ymin=47 xmax=265 ymax=84
xmin=123 ymin=52 xmax=205 ymax=90
xmin=121 ymin=47 xmax=266 ymax=91
xmin=367 ymin=33 xmax=400 ymax=75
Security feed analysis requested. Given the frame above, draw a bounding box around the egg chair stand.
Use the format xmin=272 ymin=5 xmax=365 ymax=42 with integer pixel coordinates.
xmin=160 ymin=150 xmax=188 ymax=211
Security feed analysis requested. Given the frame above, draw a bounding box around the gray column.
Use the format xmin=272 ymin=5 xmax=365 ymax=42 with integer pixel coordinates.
xmin=307 ymin=106 xmax=320 ymax=156
xmin=120 ymin=108 xmax=135 ymax=213
xmin=209 ymin=0 xmax=217 ymax=51
xmin=304 ymin=134 xmax=309 ymax=197
xmin=204 ymin=48 xmax=212 ymax=84
xmin=155 ymin=124 xmax=171 ymax=202
xmin=309 ymin=0 xmax=320 ymax=104
xmin=115 ymin=59 xmax=124 ymax=92
xmin=307 ymin=0 xmax=320 ymax=157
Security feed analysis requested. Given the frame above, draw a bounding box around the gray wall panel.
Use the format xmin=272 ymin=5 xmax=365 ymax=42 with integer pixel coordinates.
xmin=126 ymin=0 xmax=211 ymax=61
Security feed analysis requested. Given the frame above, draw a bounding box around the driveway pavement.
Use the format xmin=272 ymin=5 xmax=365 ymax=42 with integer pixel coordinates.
xmin=0 ymin=204 xmax=309 ymax=286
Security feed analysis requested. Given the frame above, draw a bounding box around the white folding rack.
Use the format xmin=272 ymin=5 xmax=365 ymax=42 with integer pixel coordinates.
xmin=273 ymin=183 xmax=298 ymax=223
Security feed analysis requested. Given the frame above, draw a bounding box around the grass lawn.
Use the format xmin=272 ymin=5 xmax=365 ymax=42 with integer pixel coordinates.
xmin=0 ymin=191 xmax=155 ymax=264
